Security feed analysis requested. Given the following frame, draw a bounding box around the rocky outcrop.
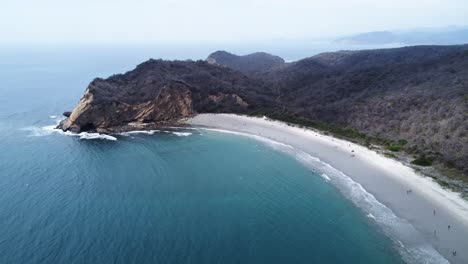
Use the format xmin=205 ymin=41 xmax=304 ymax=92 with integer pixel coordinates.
xmin=59 ymin=81 xmax=193 ymax=133
xmin=58 ymin=59 xmax=268 ymax=133
xmin=60 ymin=44 xmax=468 ymax=175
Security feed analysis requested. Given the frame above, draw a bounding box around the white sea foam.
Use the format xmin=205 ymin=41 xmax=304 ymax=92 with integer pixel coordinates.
xmin=367 ymin=213 xmax=376 ymax=220
xmin=22 ymin=125 xmax=56 ymax=137
xmin=199 ymin=127 xmax=449 ymax=264
xmin=76 ymin=132 xmax=117 ymax=141
xmin=321 ymin=173 xmax=331 ymax=181
xmin=49 ymin=115 xmax=57 ymax=119
xmin=398 ymin=240 xmax=405 ymax=248
xmin=165 ymin=126 xmax=200 ymax=130
xmin=122 ymin=130 xmax=192 ymax=137
xmin=26 ymin=119 xmax=194 ymax=140
xmin=23 ymin=123 xmax=117 ymax=141
xmin=119 ymin=130 xmax=160 ymax=136
xmin=172 ymin=132 xmax=192 ymax=136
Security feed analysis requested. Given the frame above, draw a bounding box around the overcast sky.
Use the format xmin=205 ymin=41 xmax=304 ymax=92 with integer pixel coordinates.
xmin=1 ymin=0 xmax=468 ymax=44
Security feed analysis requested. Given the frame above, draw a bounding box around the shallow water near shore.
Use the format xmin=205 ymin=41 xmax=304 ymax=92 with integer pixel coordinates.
xmin=2 ymin=124 xmax=409 ymax=263
xmin=0 ymin=47 xmax=411 ymax=263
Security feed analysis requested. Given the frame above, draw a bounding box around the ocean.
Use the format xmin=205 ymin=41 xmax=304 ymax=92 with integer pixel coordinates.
xmin=0 ymin=46 xmax=406 ymax=263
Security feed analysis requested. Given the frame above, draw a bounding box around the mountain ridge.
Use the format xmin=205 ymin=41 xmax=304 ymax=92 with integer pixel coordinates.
xmin=59 ymin=44 xmax=468 ymax=175
xmin=206 ymin=50 xmax=286 ymax=75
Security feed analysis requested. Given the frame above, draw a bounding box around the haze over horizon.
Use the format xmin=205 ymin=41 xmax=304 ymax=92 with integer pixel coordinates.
xmin=2 ymin=0 xmax=468 ymax=45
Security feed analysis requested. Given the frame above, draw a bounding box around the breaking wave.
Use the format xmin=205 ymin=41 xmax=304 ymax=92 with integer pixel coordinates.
xmin=172 ymin=132 xmax=192 ymax=137
xmin=22 ymin=116 xmax=117 ymax=141
xmin=24 ymin=116 xmax=197 ymax=141
xmin=200 ymin=127 xmax=449 ymax=264
xmin=321 ymin=173 xmax=331 ymax=181
xmin=119 ymin=130 xmax=160 ymax=136
xmin=120 ymin=130 xmax=192 ymax=137
xmin=23 ymin=124 xmax=117 ymax=141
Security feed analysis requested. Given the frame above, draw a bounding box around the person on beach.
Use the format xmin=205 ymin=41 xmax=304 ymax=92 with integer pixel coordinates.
xmin=448 ymin=225 xmax=451 ymax=230
xmin=452 ymin=251 xmax=457 ymax=256
xmin=433 ymin=209 xmax=436 ymax=215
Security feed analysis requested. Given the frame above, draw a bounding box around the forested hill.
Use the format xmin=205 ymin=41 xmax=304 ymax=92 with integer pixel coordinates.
xmin=209 ymin=46 xmax=468 ymax=175
xmin=61 ymin=45 xmax=468 ymax=175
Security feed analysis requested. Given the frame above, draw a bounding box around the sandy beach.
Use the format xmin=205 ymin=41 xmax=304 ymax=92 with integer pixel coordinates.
xmin=188 ymin=114 xmax=468 ymax=264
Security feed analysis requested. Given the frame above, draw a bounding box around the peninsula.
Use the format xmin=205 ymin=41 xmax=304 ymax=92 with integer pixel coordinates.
xmin=57 ymin=44 xmax=468 ymax=262
xmin=59 ymin=45 xmax=468 ymax=177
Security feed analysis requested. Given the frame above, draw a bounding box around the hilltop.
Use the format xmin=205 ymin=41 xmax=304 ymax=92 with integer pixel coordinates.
xmin=59 ymin=45 xmax=468 ymax=175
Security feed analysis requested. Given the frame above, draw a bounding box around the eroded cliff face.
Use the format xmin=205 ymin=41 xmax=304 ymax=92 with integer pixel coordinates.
xmin=59 ymin=46 xmax=468 ymax=174
xmin=59 ymin=82 xmax=194 ymax=133
xmin=58 ymin=59 xmax=263 ymax=133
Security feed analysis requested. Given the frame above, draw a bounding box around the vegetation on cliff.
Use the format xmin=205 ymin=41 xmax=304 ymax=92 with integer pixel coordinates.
xmin=60 ymin=45 xmax=468 ymax=175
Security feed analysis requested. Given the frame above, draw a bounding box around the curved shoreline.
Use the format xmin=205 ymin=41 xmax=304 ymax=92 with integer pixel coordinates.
xmin=188 ymin=113 xmax=468 ymax=264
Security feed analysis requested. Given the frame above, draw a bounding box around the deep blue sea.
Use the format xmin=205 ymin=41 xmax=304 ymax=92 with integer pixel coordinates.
xmin=0 ymin=46 xmax=406 ymax=263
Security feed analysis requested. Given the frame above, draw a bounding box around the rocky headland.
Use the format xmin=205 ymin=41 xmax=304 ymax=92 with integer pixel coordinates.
xmin=58 ymin=59 xmax=271 ymax=133
xmin=59 ymin=45 xmax=468 ymax=176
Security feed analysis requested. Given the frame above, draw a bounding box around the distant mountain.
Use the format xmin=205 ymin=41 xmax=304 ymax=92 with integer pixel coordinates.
xmin=60 ymin=45 xmax=468 ymax=175
xmin=336 ymin=31 xmax=398 ymax=45
xmin=206 ymin=51 xmax=285 ymax=74
xmin=336 ymin=27 xmax=468 ymax=45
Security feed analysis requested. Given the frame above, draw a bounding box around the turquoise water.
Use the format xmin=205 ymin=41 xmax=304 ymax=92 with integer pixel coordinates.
xmin=0 ymin=48 xmax=405 ymax=263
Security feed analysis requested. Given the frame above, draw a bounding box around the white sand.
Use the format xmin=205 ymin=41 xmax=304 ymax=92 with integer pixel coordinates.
xmin=188 ymin=113 xmax=468 ymax=264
